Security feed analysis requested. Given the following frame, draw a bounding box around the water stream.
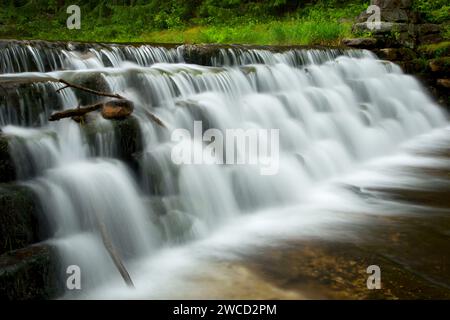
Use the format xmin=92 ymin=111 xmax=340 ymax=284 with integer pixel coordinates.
xmin=0 ymin=41 xmax=447 ymax=298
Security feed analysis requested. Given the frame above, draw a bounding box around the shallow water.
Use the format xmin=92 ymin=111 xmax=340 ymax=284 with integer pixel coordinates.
xmin=0 ymin=42 xmax=448 ymax=299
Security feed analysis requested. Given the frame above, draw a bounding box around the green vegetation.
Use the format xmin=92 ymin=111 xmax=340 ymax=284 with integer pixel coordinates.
xmin=418 ymin=41 xmax=450 ymax=58
xmin=0 ymin=1 xmax=448 ymax=45
xmin=413 ymin=0 xmax=450 ymax=24
xmin=0 ymin=0 xmax=367 ymax=44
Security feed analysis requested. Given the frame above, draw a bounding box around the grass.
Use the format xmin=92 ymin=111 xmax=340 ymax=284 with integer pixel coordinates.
xmin=0 ymin=2 xmax=364 ymax=45
xmin=136 ymin=20 xmax=352 ymax=45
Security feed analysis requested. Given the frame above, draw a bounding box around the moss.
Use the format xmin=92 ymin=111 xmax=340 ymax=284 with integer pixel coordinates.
xmin=0 ymin=184 xmax=40 ymax=255
xmin=402 ymin=58 xmax=430 ymax=74
xmin=418 ymin=41 xmax=450 ymax=58
xmin=430 ymin=56 xmax=450 ymax=74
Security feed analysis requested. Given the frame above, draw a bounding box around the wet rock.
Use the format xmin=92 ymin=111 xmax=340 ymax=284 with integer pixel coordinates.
xmin=437 ymin=79 xmax=450 ymax=89
xmin=0 ymin=184 xmax=40 ymax=255
xmin=0 ymin=78 xmax=62 ymax=127
xmin=342 ymin=38 xmax=378 ymax=49
xmin=377 ymin=48 xmax=417 ymax=60
xmin=101 ymin=99 xmax=134 ymax=120
xmin=68 ymin=72 xmax=111 ymax=105
xmin=0 ymin=135 xmax=16 ymax=183
xmin=181 ymin=44 xmax=223 ymax=66
xmin=159 ymin=210 xmax=203 ymax=244
xmin=400 ymin=58 xmax=430 ymax=74
xmin=429 ymin=57 xmax=450 ymax=74
xmin=0 ymin=244 xmax=61 ymax=300
xmin=112 ymin=115 xmax=142 ymax=170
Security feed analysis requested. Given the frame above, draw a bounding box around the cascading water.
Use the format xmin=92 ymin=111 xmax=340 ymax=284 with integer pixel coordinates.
xmin=0 ymin=41 xmax=447 ymax=299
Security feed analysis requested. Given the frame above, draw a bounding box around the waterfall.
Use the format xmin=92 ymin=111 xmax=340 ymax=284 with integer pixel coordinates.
xmin=0 ymin=41 xmax=447 ymax=298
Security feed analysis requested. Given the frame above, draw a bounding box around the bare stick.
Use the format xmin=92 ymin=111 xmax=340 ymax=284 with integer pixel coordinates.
xmin=143 ymin=110 xmax=167 ymax=129
xmin=97 ymin=220 xmax=135 ymax=288
xmin=48 ymin=103 xmax=103 ymax=121
xmin=56 ymin=78 xmax=126 ymax=100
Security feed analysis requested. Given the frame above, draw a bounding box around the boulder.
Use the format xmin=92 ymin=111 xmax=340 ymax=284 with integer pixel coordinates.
xmin=356 ymin=0 xmax=418 ymax=23
xmin=418 ymin=33 xmax=444 ymax=45
xmin=429 ymin=57 xmax=450 ymax=74
xmin=0 ymin=184 xmax=41 ymax=255
xmin=377 ymin=48 xmax=417 ymax=61
xmin=342 ymin=38 xmax=378 ymax=49
xmin=69 ymin=72 xmax=111 ymax=105
xmin=437 ymin=79 xmax=450 ymax=89
xmin=0 ymin=244 xmax=60 ymax=300
xmin=0 ymin=135 xmax=16 ymax=183
xmin=101 ymin=99 xmax=134 ymax=120
xmin=353 ymin=22 xmax=410 ymax=34
xmin=113 ymin=116 xmax=142 ymax=173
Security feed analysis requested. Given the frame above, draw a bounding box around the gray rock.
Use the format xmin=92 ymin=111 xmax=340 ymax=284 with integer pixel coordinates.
xmin=342 ymin=38 xmax=378 ymax=49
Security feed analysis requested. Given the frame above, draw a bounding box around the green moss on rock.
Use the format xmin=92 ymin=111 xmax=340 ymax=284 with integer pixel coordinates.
xmin=0 ymin=184 xmax=39 ymax=255
xmin=0 ymin=135 xmax=16 ymax=183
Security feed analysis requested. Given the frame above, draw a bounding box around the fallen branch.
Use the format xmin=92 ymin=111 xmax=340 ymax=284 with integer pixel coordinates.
xmin=48 ymin=103 xmax=103 ymax=121
xmin=96 ymin=220 xmax=135 ymax=288
xmin=56 ymin=78 xmax=126 ymax=100
xmin=143 ymin=110 xmax=167 ymax=129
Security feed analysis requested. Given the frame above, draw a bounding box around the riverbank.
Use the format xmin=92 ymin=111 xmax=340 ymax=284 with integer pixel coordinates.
xmin=1 ymin=1 xmax=447 ymax=45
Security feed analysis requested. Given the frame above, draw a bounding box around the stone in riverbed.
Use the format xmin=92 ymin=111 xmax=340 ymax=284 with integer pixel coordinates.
xmin=0 ymin=135 xmax=16 ymax=183
xmin=0 ymin=184 xmax=42 ymax=255
xmin=0 ymin=244 xmax=60 ymax=300
xmin=101 ymin=99 xmax=134 ymax=120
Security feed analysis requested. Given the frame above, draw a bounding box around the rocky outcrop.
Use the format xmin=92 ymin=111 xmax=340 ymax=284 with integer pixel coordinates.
xmin=342 ymin=38 xmax=379 ymax=49
xmin=101 ymin=99 xmax=134 ymax=120
xmin=0 ymin=77 xmax=62 ymax=127
xmin=0 ymin=184 xmax=40 ymax=255
xmin=343 ymin=1 xmax=449 ymax=108
xmin=0 ymin=244 xmax=60 ymax=300
xmin=113 ymin=116 xmax=142 ymax=171
xmin=349 ymin=0 xmax=445 ymax=49
xmin=356 ymin=0 xmax=418 ymax=24
xmin=0 ymin=135 xmax=16 ymax=183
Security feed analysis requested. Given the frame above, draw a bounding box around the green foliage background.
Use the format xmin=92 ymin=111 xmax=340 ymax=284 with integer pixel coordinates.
xmin=0 ymin=0 xmax=448 ymax=44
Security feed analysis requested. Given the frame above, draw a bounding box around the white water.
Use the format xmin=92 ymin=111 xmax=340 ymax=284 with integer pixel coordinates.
xmin=0 ymin=42 xmax=448 ymax=298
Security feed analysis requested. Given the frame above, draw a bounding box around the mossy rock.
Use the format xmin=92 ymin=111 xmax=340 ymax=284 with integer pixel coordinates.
xmin=0 ymin=184 xmax=41 ymax=255
xmin=377 ymin=48 xmax=417 ymax=61
xmin=0 ymin=80 xmax=62 ymax=127
xmin=400 ymin=58 xmax=430 ymax=74
xmin=0 ymin=135 xmax=16 ymax=183
xmin=418 ymin=41 xmax=450 ymax=58
xmin=429 ymin=57 xmax=450 ymax=74
xmin=67 ymin=72 xmax=111 ymax=105
xmin=0 ymin=244 xmax=61 ymax=300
